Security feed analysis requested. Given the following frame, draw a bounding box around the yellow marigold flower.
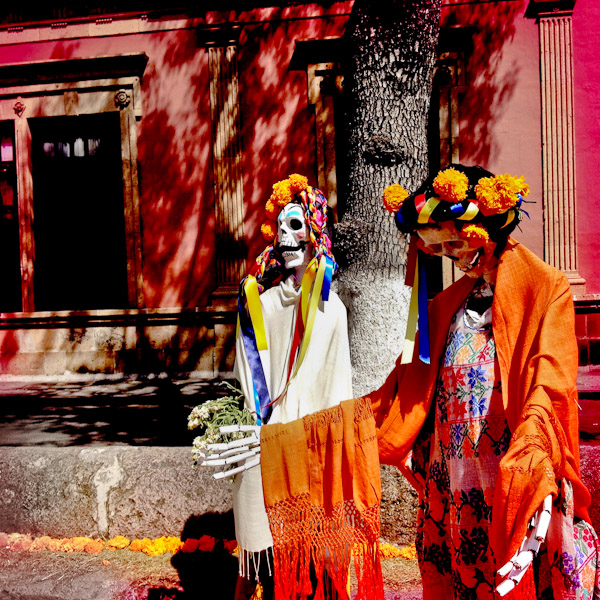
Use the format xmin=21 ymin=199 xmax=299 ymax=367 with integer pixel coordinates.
xmin=379 ymin=543 xmax=403 ymax=559
xmin=288 ymin=174 xmax=308 ymax=195
xmin=270 ymin=180 xmax=293 ymax=207
xmin=261 ymin=221 xmax=277 ymax=241
xmin=461 ymin=224 xmax=489 ymax=244
xmin=382 ymin=184 xmax=409 ymax=213
xmin=433 ymin=168 xmax=469 ymax=203
xmin=265 ymin=199 xmax=279 ymax=220
xmin=107 ymin=535 xmax=130 ymax=550
xmin=475 ymin=173 xmax=525 ymax=216
xmin=164 ymin=536 xmax=183 ymax=554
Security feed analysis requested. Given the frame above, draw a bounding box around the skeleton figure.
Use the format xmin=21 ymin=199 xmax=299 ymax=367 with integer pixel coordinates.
xmin=376 ymin=163 xmax=599 ymax=599
xmin=202 ymin=176 xmax=352 ymax=600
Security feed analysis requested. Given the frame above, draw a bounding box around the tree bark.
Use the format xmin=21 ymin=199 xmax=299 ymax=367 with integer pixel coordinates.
xmin=336 ymin=0 xmax=442 ymax=396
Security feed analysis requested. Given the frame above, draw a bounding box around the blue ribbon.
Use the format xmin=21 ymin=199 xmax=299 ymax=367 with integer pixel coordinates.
xmin=417 ymin=258 xmax=430 ymax=364
xmin=321 ymin=256 xmax=334 ymax=302
xmin=449 ymin=202 xmax=464 ymax=216
xmin=237 ymin=293 xmax=272 ymax=424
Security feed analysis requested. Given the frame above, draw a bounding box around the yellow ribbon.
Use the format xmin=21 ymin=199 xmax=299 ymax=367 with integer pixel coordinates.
xmin=417 ymin=198 xmax=441 ymax=224
xmin=500 ymin=210 xmax=515 ymax=229
xmin=296 ymin=256 xmax=326 ymax=368
xmin=244 ymin=276 xmax=268 ymax=351
xmin=301 ymin=258 xmax=319 ymax=326
xmin=400 ymin=255 xmax=420 ymax=364
xmin=457 ymin=202 xmax=480 ymax=221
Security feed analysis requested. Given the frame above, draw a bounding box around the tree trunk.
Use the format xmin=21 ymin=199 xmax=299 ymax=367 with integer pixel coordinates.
xmin=336 ymin=0 xmax=442 ymax=396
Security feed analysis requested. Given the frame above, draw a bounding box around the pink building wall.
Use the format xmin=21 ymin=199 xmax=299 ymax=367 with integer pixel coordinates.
xmin=573 ymin=0 xmax=600 ymax=296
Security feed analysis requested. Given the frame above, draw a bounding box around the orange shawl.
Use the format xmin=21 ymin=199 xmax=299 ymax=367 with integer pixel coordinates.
xmin=370 ymin=238 xmax=591 ymax=565
xmin=260 ymin=397 xmax=383 ymax=600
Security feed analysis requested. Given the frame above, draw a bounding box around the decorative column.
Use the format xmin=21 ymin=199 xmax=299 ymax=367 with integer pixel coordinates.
xmin=204 ymin=27 xmax=246 ymax=293
xmin=531 ymin=0 xmax=585 ymax=292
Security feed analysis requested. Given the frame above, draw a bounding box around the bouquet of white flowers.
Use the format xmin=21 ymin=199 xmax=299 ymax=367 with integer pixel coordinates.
xmin=188 ymin=381 xmax=254 ymax=467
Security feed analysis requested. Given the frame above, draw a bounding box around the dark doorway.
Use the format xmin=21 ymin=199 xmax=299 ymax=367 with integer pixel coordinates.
xmin=30 ymin=113 xmax=128 ymax=311
xmin=0 ymin=122 xmax=22 ymax=312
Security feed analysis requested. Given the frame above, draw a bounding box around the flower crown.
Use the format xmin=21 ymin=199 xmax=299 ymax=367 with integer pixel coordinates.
xmin=382 ymin=165 xmax=529 ymax=241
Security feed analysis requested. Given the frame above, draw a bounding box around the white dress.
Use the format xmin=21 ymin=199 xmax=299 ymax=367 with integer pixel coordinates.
xmin=232 ymin=275 xmax=353 ymax=576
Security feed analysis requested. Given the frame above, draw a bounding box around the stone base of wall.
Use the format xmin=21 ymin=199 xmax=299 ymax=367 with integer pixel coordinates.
xmin=0 ymin=307 xmax=237 ymax=378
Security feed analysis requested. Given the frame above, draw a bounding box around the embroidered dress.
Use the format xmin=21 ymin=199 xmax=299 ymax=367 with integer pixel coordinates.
xmin=413 ymin=289 xmax=509 ymax=599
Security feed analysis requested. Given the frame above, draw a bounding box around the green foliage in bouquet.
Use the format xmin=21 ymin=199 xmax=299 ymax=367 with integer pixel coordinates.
xmin=188 ymin=381 xmax=254 ymax=466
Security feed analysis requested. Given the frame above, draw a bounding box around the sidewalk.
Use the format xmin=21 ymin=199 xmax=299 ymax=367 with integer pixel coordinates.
xmin=0 ymin=544 xmax=423 ymax=600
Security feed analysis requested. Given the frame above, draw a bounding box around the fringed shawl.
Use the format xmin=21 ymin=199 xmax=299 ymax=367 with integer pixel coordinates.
xmin=260 ymin=396 xmax=383 ymax=600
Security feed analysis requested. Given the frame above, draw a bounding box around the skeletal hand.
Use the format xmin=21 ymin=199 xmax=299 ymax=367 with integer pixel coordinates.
xmin=199 ymin=425 xmax=261 ymax=480
xmin=495 ymin=494 xmax=552 ymax=596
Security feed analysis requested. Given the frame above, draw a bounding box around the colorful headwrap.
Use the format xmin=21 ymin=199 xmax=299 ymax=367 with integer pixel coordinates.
xmin=238 ymin=175 xmax=337 ymax=424
xmin=382 ymin=164 xmax=530 ymax=365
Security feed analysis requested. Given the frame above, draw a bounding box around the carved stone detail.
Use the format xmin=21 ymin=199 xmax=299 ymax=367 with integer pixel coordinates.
xmin=13 ymin=99 xmax=26 ymax=117
xmin=114 ymin=90 xmax=131 ymax=110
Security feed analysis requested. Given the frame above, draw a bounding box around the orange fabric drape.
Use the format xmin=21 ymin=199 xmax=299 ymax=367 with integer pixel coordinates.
xmin=369 ymin=238 xmax=591 ymax=565
xmin=260 ymin=397 xmax=383 ymax=600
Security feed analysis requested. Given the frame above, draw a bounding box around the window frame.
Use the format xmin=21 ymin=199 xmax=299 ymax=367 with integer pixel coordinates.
xmin=0 ymin=53 xmax=147 ymax=313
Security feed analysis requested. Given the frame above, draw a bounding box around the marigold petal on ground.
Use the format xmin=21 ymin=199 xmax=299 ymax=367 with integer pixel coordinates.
xmin=84 ymin=540 xmax=104 ymax=554
xmin=181 ymin=538 xmax=199 ymax=553
xmin=107 ymin=535 xmax=130 ymax=550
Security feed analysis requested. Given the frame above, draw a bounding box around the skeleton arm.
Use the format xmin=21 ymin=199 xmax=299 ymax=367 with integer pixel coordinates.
xmin=199 ymin=425 xmax=261 ymax=480
xmin=495 ymin=494 xmax=552 ymax=596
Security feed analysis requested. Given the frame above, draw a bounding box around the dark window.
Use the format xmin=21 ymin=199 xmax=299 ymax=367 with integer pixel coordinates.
xmin=0 ymin=122 xmax=22 ymax=312
xmin=30 ymin=113 xmax=128 ymax=310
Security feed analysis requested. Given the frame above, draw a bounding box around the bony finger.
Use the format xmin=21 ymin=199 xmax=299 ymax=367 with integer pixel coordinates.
xmin=512 ymin=550 xmax=534 ymax=571
xmin=224 ymin=448 xmax=260 ymax=464
xmin=213 ymin=455 xmax=260 ymax=480
xmin=535 ymin=510 xmax=551 ymax=542
xmin=496 ymin=578 xmax=515 ymax=597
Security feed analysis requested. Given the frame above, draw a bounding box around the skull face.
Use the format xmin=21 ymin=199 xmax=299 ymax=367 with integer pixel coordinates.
xmin=417 ymin=222 xmax=497 ymax=280
xmin=277 ymin=202 xmax=313 ymax=272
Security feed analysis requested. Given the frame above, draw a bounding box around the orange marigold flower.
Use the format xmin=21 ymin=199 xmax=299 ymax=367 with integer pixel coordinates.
xmin=461 ymin=224 xmax=489 ymax=244
xmin=265 ymin=199 xmax=279 ymax=220
xmin=433 ymin=168 xmax=469 ymax=203
xmin=84 ymin=540 xmax=104 ymax=554
xmin=288 ymin=174 xmax=308 ymax=195
xmin=270 ymin=180 xmax=293 ymax=207
xmin=29 ymin=536 xmax=52 ymax=552
xmin=70 ymin=537 xmax=93 ymax=552
xmin=197 ymin=535 xmax=216 ymax=552
xmin=181 ymin=538 xmax=200 ymax=553
xmin=261 ymin=221 xmax=277 ymax=241
xmin=107 ymin=535 xmax=130 ymax=550
xmin=129 ymin=539 xmax=143 ymax=552
xmin=46 ymin=538 xmax=61 ymax=552
xmin=475 ymin=173 xmax=526 ymax=216
xmin=382 ymin=184 xmax=409 ymax=213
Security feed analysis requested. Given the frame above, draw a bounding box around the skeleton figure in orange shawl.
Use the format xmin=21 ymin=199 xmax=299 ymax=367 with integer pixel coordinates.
xmin=376 ymin=164 xmax=600 ymax=599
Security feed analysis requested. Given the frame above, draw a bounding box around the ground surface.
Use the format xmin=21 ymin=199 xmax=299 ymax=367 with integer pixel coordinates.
xmin=0 ymin=546 xmax=422 ymax=600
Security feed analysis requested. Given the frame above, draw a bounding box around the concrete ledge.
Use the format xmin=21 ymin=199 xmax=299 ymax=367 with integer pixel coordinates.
xmin=0 ymin=446 xmax=232 ymax=539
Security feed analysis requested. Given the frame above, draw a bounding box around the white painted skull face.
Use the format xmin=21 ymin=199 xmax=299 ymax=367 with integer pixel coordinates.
xmin=277 ymin=202 xmax=312 ymax=272
xmin=417 ymin=222 xmax=497 ymax=280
